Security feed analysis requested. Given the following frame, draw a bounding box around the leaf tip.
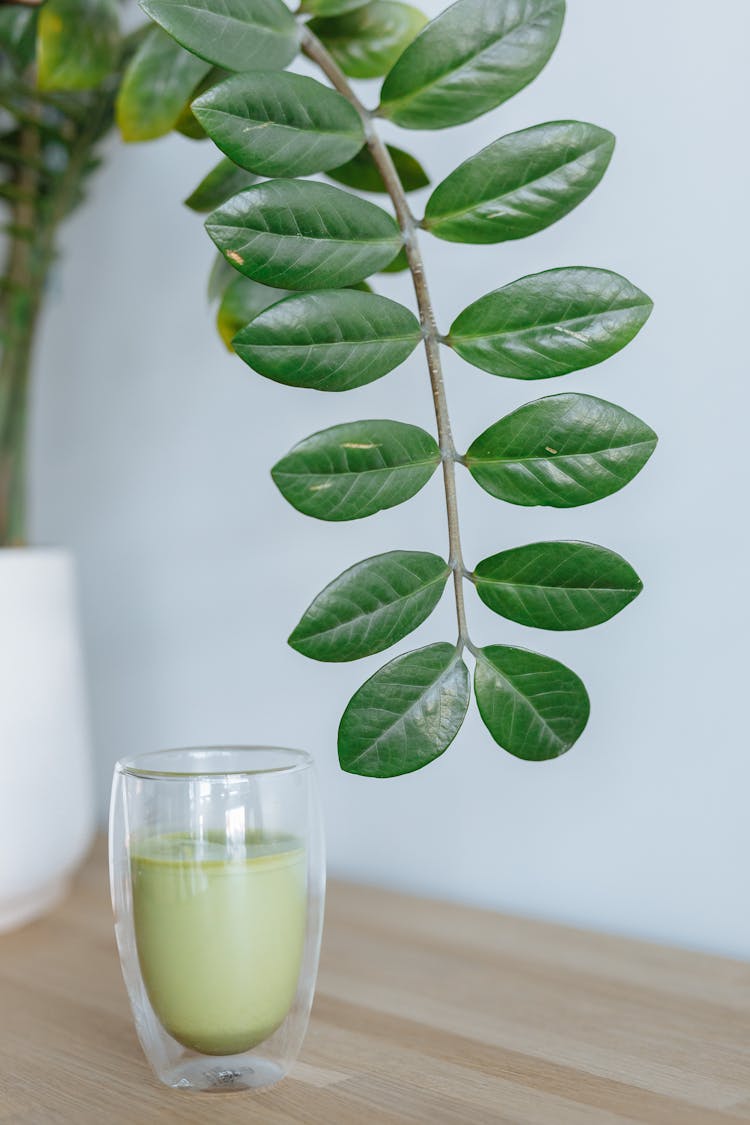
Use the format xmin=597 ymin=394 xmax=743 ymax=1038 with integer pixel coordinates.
xmin=287 ymin=627 xmax=303 ymax=655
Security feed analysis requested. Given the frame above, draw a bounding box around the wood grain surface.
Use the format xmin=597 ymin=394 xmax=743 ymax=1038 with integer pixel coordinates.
xmin=0 ymin=837 xmax=748 ymax=1124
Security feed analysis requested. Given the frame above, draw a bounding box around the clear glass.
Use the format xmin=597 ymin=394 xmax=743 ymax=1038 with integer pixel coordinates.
xmin=109 ymin=746 xmax=325 ymax=1092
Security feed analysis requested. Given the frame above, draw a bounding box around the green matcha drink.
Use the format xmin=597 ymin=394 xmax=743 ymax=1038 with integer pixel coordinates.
xmin=131 ymin=834 xmax=306 ymax=1056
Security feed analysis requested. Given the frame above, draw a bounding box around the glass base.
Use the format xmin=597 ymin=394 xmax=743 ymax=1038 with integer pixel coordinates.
xmin=163 ymin=1055 xmax=285 ymax=1092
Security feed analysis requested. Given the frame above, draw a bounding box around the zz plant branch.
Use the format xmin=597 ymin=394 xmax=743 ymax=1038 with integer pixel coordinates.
xmin=300 ymin=26 xmax=472 ymax=651
xmin=140 ymin=0 xmax=657 ymax=775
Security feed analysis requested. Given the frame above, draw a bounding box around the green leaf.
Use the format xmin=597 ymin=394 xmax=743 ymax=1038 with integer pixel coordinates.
xmin=233 ymin=290 xmax=421 ymax=391
xmin=290 ymin=550 xmax=450 ymax=661
xmin=309 ymin=1 xmax=427 ymax=79
xmin=139 ymin=0 xmax=298 ymax=72
xmin=379 ymin=0 xmax=565 ymax=129
xmin=301 ymin=0 xmax=370 ymax=13
xmin=326 ymin=143 xmax=429 ymax=194
xmin=0 ymin=10 xmax=37 ymax=70
xmin=473 ymin=541 xmax=642 ymax=630
xmin=116 ymin=26 xmax=211 ymax=142
xmin=379 ymin=246 xmax=409 ymax=273
xmin=271 ymin=419 xmax=440 ymax=521
xmin=423 ymin=121 xmax=614 ymax=243
xmin=168 ymin=65 xmax=224 ymax=139
xmin=464 ymin=393 xmax=657 ymax=508
xmin=205 ymin=180 xmax=403 ymax=291
xmin=338 ymin=642 xmax=470 ymax=776
xmin=474 ymin=645 xmax=589 ymax=761
xmin=185 ymin=157 xmax=257 ymax=213
xmin=173 ymin=102 xmax=208 ymax=139
xmin=448 ymin=268 xmax=653 ymax=380
xmin=192 ymin=71 xmax=363 ymax=178
xmin=37 ymin=0 xmax=119 ymax=92
xmin=217 ymin=276 xmax=287 ymax=350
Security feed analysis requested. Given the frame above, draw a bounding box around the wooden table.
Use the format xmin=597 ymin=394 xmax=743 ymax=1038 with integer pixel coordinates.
xmin=1 ymin=839 xmax=748 ymax=1124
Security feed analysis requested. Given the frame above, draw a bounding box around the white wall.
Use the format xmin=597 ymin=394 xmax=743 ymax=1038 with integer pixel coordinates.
xmin=30 ymin=0 xmax=750 ymax=958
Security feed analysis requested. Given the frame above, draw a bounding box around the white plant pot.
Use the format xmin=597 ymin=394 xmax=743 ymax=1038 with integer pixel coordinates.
xmin=0 ymin=549 xmax=94 ymax=932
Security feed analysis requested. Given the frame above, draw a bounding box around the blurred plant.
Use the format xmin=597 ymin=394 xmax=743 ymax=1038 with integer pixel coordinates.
xmin=4 ymin=0 xmax=658 ymax=774
xmin=0 ymin=2 xmax=124 ymax=543
xmin=0 ymin=0 xmax=214 ymax=544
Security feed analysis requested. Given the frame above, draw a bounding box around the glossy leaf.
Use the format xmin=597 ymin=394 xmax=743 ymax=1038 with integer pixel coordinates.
xmin=423 ymin=121 xmax=614 ymax=243
xmin=475 ymin=645 xmax=589 ymax=760
xmin=205 ymin=180 xmax=403 ymax=291
xmin=233 ymin=290 xmax=421 ymax=391
xmin=309 ymin=1 xmax=427 ymax=79
xmin=139 ymin=0 xmax=298 ymax=72
xmin=327 ymin=143 xmax=429 ymax=194
xmin=473 ymin=540 xmax=642 ymax=630
xmin=290 ymin=550 xmax=450 ymax=661
xmin=271 ymin=419 xmax=440 ymax=520
xmin=192 ymin=72 xmax=364 ymax=178
xmin=379 ymin=0 xmax=565 ymax=130
xmin=449 ymin=268 xmax=653 ymax=380
xmin=464 ymin=393 xmax=657 ymax=507
xmin=37 ymin=0 xmax=119 ymax=92
xmin=300 ymin=0 xmax=370 ymax=13
xmin=217 ymin=276 xmax=287 ymax=350
xmin=184 ymin=157 xmax=257 ymax=213
xmin=338 ymin=643 xmax=470 ymax=776
xmin=116 ymin=26 xmax=211 ymax=142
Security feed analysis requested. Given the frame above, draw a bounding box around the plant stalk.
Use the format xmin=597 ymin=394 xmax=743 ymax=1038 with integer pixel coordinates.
xmin=300 ymin=27 xmax=473 ymax=650
xmin=0 ymin=117 xmax=42 ymax=545
xmin=0 ymin=74 xmax=119 ymax=545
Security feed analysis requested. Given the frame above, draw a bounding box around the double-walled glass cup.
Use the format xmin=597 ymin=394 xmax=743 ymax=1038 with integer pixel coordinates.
xmin=109 ymin=747 xmax=324 ymax=1092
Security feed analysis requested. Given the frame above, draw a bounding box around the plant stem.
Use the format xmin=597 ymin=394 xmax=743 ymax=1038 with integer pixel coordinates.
xmin=0 ymin=116 xmax=42 ymax=545
xmin=300 ymin=27 xmax=473 ymax=651
xmin=0 ymin=77 xmax=117 ymax=545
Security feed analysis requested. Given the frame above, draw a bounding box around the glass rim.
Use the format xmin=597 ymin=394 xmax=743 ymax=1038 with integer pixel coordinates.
xmin=115 ymin=745 xmax=313 ymax=781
